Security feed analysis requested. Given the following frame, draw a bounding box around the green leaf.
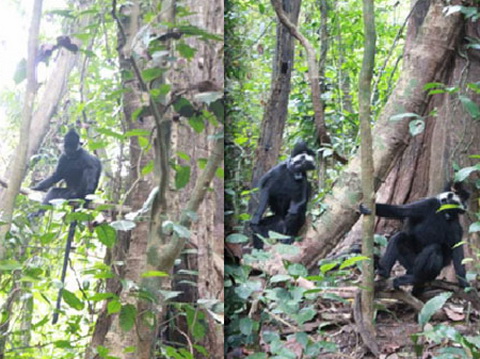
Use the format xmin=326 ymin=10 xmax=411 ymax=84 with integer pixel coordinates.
xmin=54 ymin=340 xmax=73 ymax=348
xmin=72 ymin=32 xmax=93 ymax=42
xmin=110 ymin=220 xmax=136 ymax=231
xmin=142 ymin=160 xmax=155 ymax=176
xmin=226 ymin=233 xmax=249 ymax=243
xmin=123 ymin=346 xmax=137 ymax=354
xmin=186 ymin=306 xmax=206 ymax=340
xmin=208 ymin=99 xmax=224 ymax=121
xmin=141 ymin=68 xmax=164 ymax=82
xmin=239 ymin=317 xmax=254 ymax=336
xmin=173 ymin=97 xmax=195 ymax=117
xmin=188 ymin=116 xmax=205 ymax=133
xmin=469 ymin=222 xmax=480 ymax=233
xmin=177 ymin=151 xmax=191 ymax=161
xmin=454 ymin=165 xmax=480 ymax=182
xmin=14 ymin=58 xmax=27 ymax=84
xmin=125 ymin=129 xmax=151 ymax=137
xmin=97 ymin=128 xmax=125 ymax=139
xmin=0 ymin=260 xmax=22 ymax=271
xmin=90 ymin=293 xmax=115 ymax=302
xmin=418 ymin=292 xmax=452 ymax=327
xmin=339 ymin=255 xmax=369 ymax=269
xmin=175 ymin=165 xmax=191 ymax=189
xmin=141 ymin=271 xmax=169 ymax=278
xmin=197 ymin=158 xmax=207 ymax=169
xmin=194 ymin=91 xmax=223 ymax=105
xmin=176 ymin=24 xmax=223 ymax=41
xmin=177 ymin=43 xmax=197 ymax=59
xmin=270 ymin=274 xmax=291 ymax=283
xmin=96 ymin=345 xmax=109 ymax=357
xmin=151 ymin=84 xmax=171 ymax=100
xmin=95 ymin=224 xmax=117 ymax=248
xmin=132 ymin=107 xmax=149 ymax=121
xmin=459 ymin=95 xmax=480 ymax=119
xmin=119 ymin=304 xmax=137 ymax=331
xmin=288 ymin=263 xmax=308 ymax=277
xmin=297 ymin=307 xmax=316 ymax=325
xmin=389 ymin=112 xmax=422 ymax=121
xmin=62 ymin=289 xmax=84 ymax=311
xmin=423 ymin=82 xmax=445 ymax=90
xmin=444 ymin=5 xmax=463 ymax=16
xmin=274 ymin=244 xmax=300 ymax=256
xmin=172 ymin=223 xmax=190 ymax=239
xmin=107 ymin=300 xmax=122 ymax=314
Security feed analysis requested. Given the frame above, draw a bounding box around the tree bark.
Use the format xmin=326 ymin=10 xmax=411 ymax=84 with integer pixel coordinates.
xmin=357 ymin=0 xmax=378 ymax=355
xmin=372 ymin=2 xmax=480 ymax=281
xmin=0 ymin=0 xmax=42 ymax=258
xmin=161 ymin=1 xmax=224 ymax=356
xmin=249 ymin=0 xmax=301 ymax=214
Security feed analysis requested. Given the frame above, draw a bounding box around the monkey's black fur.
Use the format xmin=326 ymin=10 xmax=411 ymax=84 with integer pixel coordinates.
xmin=32 ymin=129 xmax=101 ymax=323
xmin=32 ymin=129 xmax=101 ymax=206
xmin=251 ymin=141 xmax=315 ymax=248
xmin=360 ymin=182 xmax=469 ymax=293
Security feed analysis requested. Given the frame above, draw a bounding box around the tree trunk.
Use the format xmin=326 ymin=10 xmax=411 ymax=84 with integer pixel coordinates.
xmin=0 ymin=0 xmax=42 ymax=257
xmin=87 ymin=2 xmax=156 ymax=358
xmin=164 ymin=1 xmax=224 ymax=356
xmin=248 ymin=0 xmax=301 ymax=214
xmin=356 ymin=0 xmax=378 ymax=354
xmin=373 ymin=2 xmax=480 ymax=280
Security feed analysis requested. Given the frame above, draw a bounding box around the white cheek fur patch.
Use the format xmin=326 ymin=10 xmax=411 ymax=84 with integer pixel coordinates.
xmin=291 ymin=153 xmax=315 ymax=164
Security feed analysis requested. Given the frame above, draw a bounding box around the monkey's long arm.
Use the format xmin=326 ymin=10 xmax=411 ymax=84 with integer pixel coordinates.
xmin=360 ymin=198 xmax=437 ymax=219
xmin=32 ymin=156 xmax=68 ymax=191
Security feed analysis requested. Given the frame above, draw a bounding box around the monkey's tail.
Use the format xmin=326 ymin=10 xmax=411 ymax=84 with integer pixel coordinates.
xmin=52 ymin=220 xmax=77 ymax=324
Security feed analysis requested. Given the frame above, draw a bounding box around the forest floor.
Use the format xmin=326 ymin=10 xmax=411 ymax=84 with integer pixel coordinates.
xmin=227 ymin=242 xmax=480 ymax=358
xmin=317 ymin=299 xmax=477 ymax=358
xmin=252 ymin=265 xmax=479 ymax=358
xmin=295 ymin=273 xmax=480 ymax=358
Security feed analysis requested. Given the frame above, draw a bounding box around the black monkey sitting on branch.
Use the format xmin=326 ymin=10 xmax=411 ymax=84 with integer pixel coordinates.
xmin=32 ymin=128 xmax=101 ymax=207
xmin=31 ymin=128 xmax=101 ymax=323
xmin=360 ymin=182 xmax=470 ymax=294
xmin=250 ymin=141 xmax=316 ymax=249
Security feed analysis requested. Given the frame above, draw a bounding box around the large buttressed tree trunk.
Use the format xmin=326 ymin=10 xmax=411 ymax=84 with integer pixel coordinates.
xmin=334 ymin=0 xmax=480 ymax=257
xmin=373 ymin=0 xmax=480 ymax=262
xmin=249 ymin=0 xmax=301 ymax=213
xmin=260 ymin=0 xmax=469 ymax=272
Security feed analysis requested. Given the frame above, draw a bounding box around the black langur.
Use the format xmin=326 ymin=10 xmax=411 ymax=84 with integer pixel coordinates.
xmin=360 ymin=182 xmax=469 ymax=293
xmin=31 ymin=128 xmax=101 ymax=323
xmin=32 ymin=129 xmax=101 ymax=205
xmin=36 ymin=36 xmax=79 ymax=64
xmin=250 ymin=141 xmax=316 ymax=248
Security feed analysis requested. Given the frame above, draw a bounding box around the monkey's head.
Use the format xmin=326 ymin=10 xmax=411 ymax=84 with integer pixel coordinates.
xmin=64 ymin=129 xmax=81 ymax=158
xmin=288 ymin=141 xmax=316 ymax=175
xmin=436 ymin=182 xmax=470 ymax=219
